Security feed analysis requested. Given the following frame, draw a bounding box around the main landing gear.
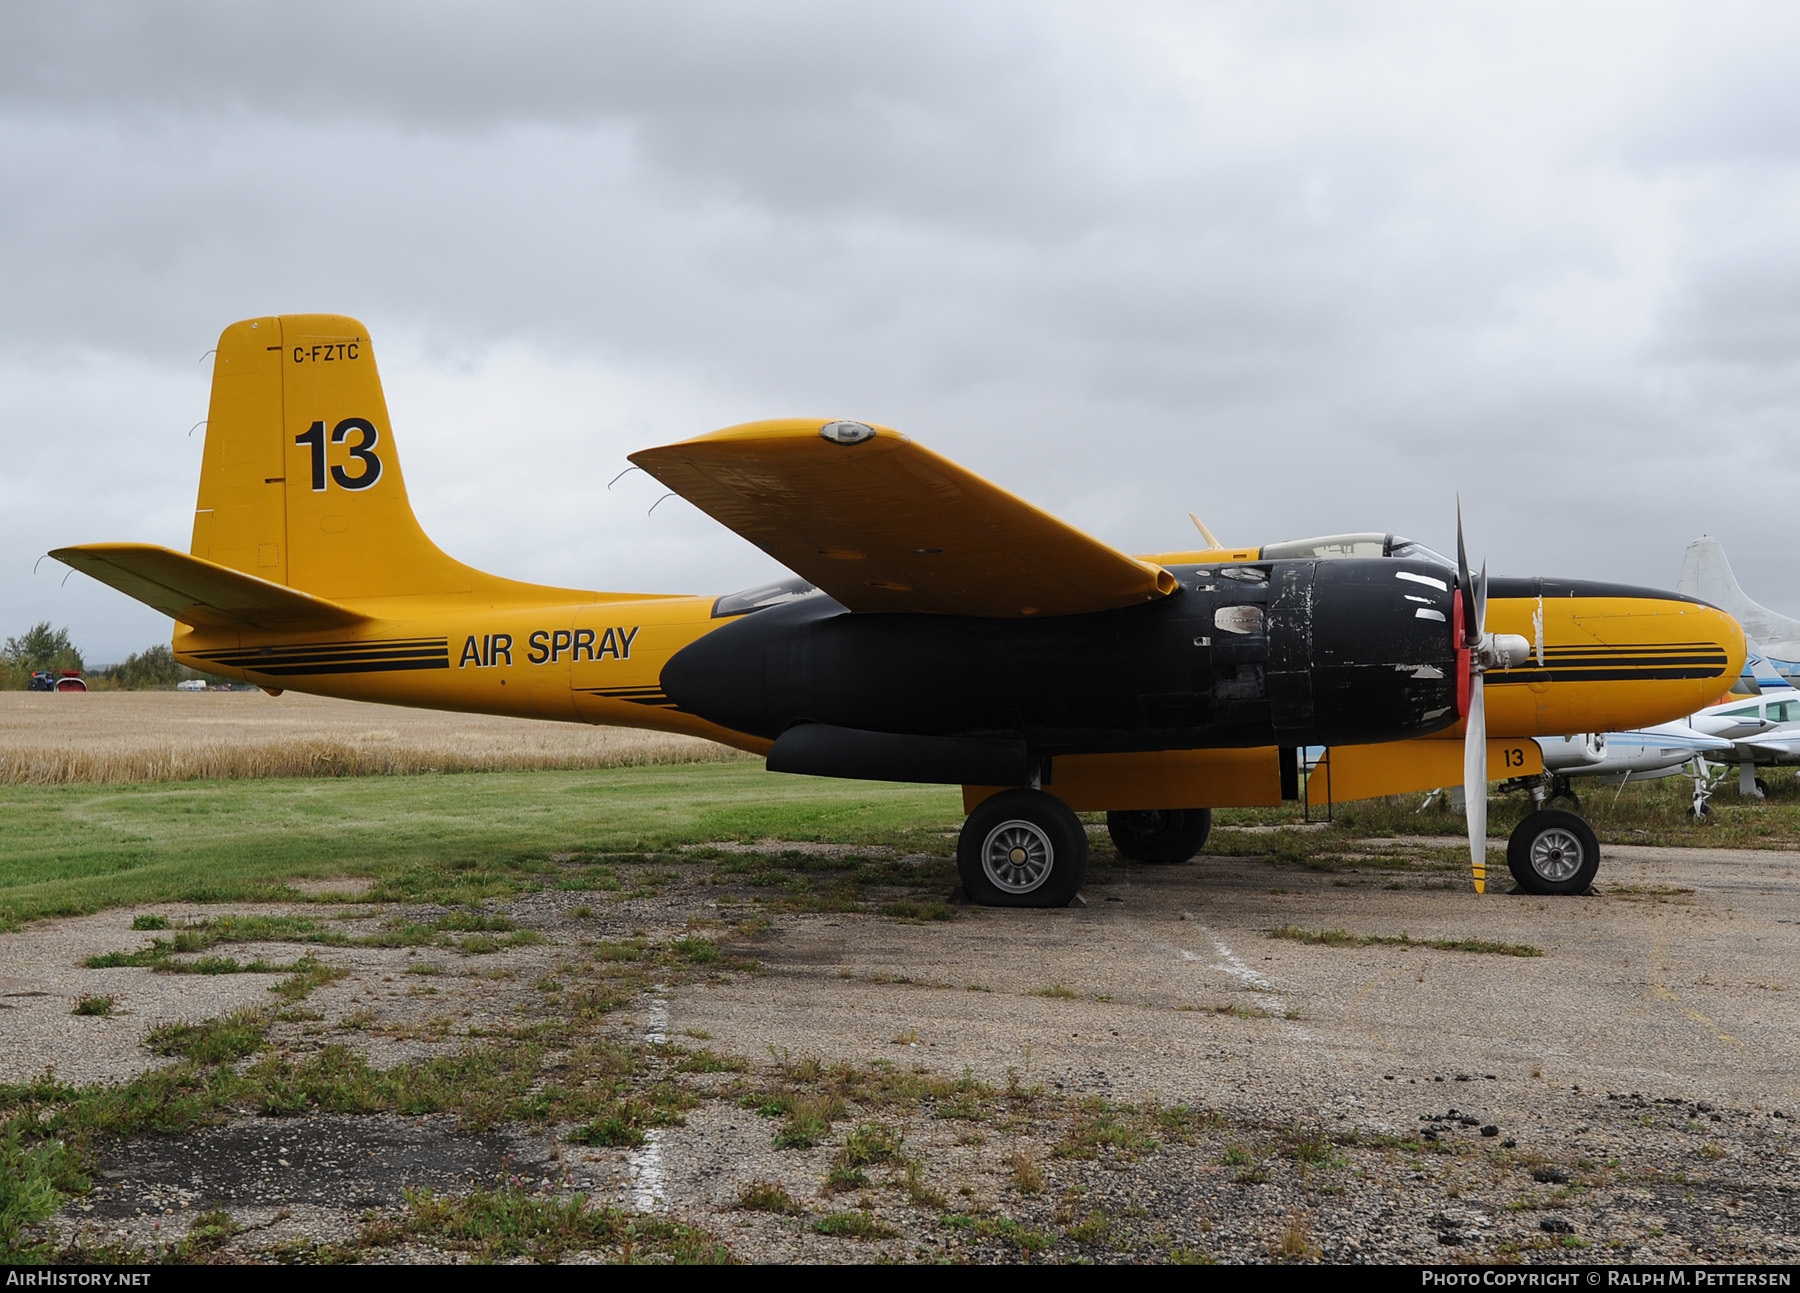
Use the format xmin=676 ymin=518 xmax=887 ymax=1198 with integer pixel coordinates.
xmin=1105 ymin=808 xmax=1212 ymax=864
xmin=955 ymin=795 xmax=1214 ymax=907
xmin=956 ymin=789 xmax=1089 ymax=908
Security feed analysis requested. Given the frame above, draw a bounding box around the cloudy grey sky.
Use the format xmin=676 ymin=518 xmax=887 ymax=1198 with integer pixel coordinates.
xmin=5 ymin=1 xmax=1800 ymax=663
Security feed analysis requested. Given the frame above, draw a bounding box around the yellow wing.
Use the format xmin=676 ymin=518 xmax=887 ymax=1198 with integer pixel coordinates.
xmin=52 ymin=543 xmax=367 ymax=631
xmin=629 ymin=420 xmax=1178 ymax=617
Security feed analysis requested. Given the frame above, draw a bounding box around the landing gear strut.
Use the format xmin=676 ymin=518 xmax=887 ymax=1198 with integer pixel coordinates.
xmin=957 ymin=789 xmax=1089 ymax=908
xmin=1687 ymin=756 xmax=1720 ymax=819
xmin=1543 ymin=774 xmax=1580 ymax=813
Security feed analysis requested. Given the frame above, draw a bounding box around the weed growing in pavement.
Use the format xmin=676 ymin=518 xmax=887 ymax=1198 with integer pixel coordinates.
xmin=824 ymin=1164 xmax=870 ymax=1194
xmin=774 ymin=1095 xmax=845 ymax=1149
xmin=1273 ymin=1212 xmax=1315 ymax=1260
xmin=1055 ymin=1098 xmax=1177 ymax=1161
xmin=70 ymin=995 xmax=114 ymax=1017
xmin=145 ymin=1011 xmax=266 ymax=1064
xmin=1064 ymin=1210 xmax=1112 ymax=1244
xmin=1267 ymin=926 xmax=1543 ymax=957
xmin=129 ymin=914 xmax=169 ymax=930
xmin=1171 ymin=1246 xmax=1218 ymax=1264
xmin=360 ymin=1185 xmax=731 ymax=1263
xmin=900 ymin=1160 xmax=946 ymax=1209
xmin=941 ymin=1214 xmax=1054 ymax=1253
xmin=0 ymin=921 xmax=762 ymax=1259
xmin=1282 ymin=1130 xmax=1349 ymax=1170
xmin=736 ymin=1180 xmax=805 ymax=1214
xmin=1007 ymin=1151 xmax=1046 ymax=1193
xmin=83 ymin=912 xmax=545 ymax=977
xmin=840 ymin=1121 xmax=907 ymax=1167
xmin=813 ymin=1209 xmax=898 ymax=1240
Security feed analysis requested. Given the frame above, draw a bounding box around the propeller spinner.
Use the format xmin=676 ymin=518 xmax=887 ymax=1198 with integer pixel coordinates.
xmin=1456 ymin=500 xmax=1530 ymax=893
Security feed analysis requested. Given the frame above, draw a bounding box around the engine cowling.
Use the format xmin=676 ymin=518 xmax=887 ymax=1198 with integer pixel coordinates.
xmin=662 ymin=558 xmax=1461 ymax=779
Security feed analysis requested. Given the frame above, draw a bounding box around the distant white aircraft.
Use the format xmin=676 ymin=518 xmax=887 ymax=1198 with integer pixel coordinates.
xmin=1678 ymin=537 xmax=1800 ymax=678
xmin=1522 ymin=541 xmax=1800 ymax=815
xmin=1529 ymin=649 xmax=1800 ymax=813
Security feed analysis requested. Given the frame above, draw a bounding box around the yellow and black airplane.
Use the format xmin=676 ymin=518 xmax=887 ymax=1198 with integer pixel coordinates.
xmin=53 ymin=315 xmax=1745 ymax=907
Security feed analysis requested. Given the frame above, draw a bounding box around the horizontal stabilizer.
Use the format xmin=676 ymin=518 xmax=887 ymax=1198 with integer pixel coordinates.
xmin=631 ymin=420 xmax=1179 ymax=618
xmin=51 ymin=543 xmax=368 ymax=631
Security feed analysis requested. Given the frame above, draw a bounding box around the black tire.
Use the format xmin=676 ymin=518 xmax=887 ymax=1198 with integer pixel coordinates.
xmin=1106 ymin=808 xmax=1212 ymax=864
xmin=1687 ymin=802 xmax=1713 ymax=821
xmin=1756 ymin=777 xmax=1771 ymax=798
xmin=957 ymin=789 xmax=1089 ymax=908
xmin=1507 ymin=809 xmax=1600 ymax=895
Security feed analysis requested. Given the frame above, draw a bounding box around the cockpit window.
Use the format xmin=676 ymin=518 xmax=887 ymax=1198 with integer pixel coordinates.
xmin=712 ymin=576 xmax=816 ymax=618
xmin=1388 ymin=538 xmax=1457 ymax=572
xmin=1260 ymin=533 xmax=1388 ymax=561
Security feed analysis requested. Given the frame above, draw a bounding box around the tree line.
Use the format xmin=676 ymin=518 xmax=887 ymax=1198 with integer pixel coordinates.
xmin=1 ymin=623 xmax=232 ymax=690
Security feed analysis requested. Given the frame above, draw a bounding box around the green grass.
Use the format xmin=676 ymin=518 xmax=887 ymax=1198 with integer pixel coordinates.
xmin=5 ymin=751 xmax=1797 ymax=932
xmin=812 ymin=1209 xmax=898 ymax=1240
xmin=1213 ymin=770 xmax=1800 ymax=852
xmin=0 ymin=765 xmax=962 ymax=927
xmin=736 ymin=1180 xmax=805 ymax=1214
xmin=362 ymin=1186 xmax=732 ymax=1262
xmin=941 ymin=1214 xmax=1054 ymax=1252
xmin=10 ymin=758 xmax=1780 ymax=932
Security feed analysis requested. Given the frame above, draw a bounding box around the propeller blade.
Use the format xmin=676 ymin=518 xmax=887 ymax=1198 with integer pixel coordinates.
xmin=1464 ymin=669 xmax=1488 ymax=894
xmin=1476 ymin=562 xmax=1489 ymax=638
xmin=1455 ymin=496 xmax=1478 ymax=647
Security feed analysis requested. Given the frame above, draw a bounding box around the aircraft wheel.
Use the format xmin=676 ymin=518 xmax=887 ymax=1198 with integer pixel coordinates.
xmin=1506 ymin=810 xmax=1600 ymax=896
xmin=1106 ymin=808 xmax=1212 ymax=864
xmin=958 ymin=790 xmax=1089 ymax=908
xmin=1687 ymin=802 xmax=1713 ymax=821
xmin=1756 ymin=777 xmax=1771 ymax=798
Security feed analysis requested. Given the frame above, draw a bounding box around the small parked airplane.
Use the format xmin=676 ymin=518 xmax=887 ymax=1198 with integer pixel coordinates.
xmin=49 ymin=316 xmax=1746 ymax=905
xmin=1524 ymin=543 xmax=1800 ymax=813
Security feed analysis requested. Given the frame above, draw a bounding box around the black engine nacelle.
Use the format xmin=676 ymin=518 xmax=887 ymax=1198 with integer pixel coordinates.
xmin=662 ymin=558 xmax=1461 ymax=762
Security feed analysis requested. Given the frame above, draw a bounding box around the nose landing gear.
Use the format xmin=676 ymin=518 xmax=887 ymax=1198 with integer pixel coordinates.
xmin=1505 ymin=808 xmax=1600 ymax=895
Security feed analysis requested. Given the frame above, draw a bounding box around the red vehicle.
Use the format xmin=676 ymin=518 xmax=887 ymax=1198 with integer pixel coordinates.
xmin=27 ymin=670 xmax=86 ymax=692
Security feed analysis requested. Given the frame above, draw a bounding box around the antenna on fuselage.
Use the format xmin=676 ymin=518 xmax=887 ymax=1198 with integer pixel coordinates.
xmin=1188 ymin=513 xmax=1223 ymax=549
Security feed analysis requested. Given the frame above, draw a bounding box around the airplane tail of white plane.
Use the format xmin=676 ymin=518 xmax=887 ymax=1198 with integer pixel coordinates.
xmin=1677 ymin=536 xmax=1800 ymax=653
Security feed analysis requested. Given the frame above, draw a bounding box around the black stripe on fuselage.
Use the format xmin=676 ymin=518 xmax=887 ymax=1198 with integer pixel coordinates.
xmin=189 ymin=638 xmax=450 ymax=676
xmin=1487 ymin=667 xmax=1726 ymax=684
xmin=580 ymin=686 xmax=681 ymax=709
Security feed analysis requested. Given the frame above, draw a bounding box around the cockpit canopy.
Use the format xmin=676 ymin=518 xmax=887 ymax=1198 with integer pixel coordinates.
xmin=1260 ymin=532 xmax=1454 ymax=572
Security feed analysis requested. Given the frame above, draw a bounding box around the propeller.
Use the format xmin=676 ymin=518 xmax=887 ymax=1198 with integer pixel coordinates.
xmin=1456 ymin=499 xmax=1529 ymax=894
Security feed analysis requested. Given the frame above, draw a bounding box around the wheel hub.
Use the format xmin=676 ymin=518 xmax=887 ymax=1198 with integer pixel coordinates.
xmin=982 ymin=819 xmax=1054 ymax=894
xmin=1529 ymin=827 xmax=1584 ymax=882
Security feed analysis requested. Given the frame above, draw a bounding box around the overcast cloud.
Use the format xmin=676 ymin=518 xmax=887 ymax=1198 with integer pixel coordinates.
xmin=5 ymin=1 xmax=1800 ymax=663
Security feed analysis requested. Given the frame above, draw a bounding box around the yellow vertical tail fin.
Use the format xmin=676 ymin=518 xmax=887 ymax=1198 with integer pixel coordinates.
xmin=193 ymin=315 xmax=592 ymax=608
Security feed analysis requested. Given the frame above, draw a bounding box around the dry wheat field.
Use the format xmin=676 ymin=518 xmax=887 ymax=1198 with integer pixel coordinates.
xmin=0 ymin=691 xmax=744 ymax=784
